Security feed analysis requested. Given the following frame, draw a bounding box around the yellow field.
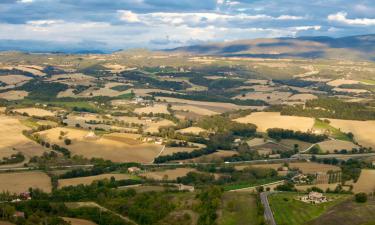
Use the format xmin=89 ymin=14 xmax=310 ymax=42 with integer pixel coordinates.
xmin=0 ymin=171 xmax=51 ymax=194
xmin=176 ymin=127 xmax=208 ymax=135
xmin=317 ymin=140 xmax=359 ymax=153
xmin=63 ymin=217 xmax=97 ymax=225
xmin=328 ymin=119 xmax=375 ymax=148
xmin=140 ymin=168 xmax=196 ymax=180
xmin=171 ymin=104 xmax=219 ymax=116
xmin=353 ymin=169 xmax=375 ymax=193
xmin=160 ymin=147 xmax=199 ymax=156
xmin=327 ymin=79 xmax=360 ymax=87
xmin=13 ymin=108 xmax=55 ymax=117
xmin=0 ymin=90 xmax=28 ymax=100
xmin=0 ymin=74 xmax=31 ymax=85
xmin=236 ymin=162 xmax=340 ymax=174
xmin=37 ymin=127 xmax=163 ymax=163
xmin=234 ymin=112 xmax=314 ymax=132
xmin=134 ymin=103 xmax=170 ymax=114
xmin=58 ymin=173 xmax=133 ymax=188
xmin=0 ymin=115 xmax=45 ymax=158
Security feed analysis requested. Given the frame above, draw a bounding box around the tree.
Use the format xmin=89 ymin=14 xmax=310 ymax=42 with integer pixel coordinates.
xmin=355 ymin=193 xmax=367 ymax=203
xmin=64 ymin=138 xmax=72 ymax=145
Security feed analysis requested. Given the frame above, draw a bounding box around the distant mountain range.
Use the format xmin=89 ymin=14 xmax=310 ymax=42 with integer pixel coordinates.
xmin=168 ymin=34 xmax=375 ymax=61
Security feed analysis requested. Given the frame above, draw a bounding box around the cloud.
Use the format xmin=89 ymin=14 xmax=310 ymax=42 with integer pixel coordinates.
xmin=27 ymin=20 xmax=64 ymax=26
xmin=328 ymin=12 xmax=375 ymax=26
xmin=118 ymin=10 xmax=140 ymax=23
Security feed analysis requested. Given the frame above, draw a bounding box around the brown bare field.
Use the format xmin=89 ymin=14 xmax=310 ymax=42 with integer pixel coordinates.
xmin=140 ymin=168 xmax=196 ymax=180
xmin=0 ymin=115 xmax=45 ymax=158
xmin=0 ymin=90 xmax=28 ymax=100
xmin=48 ymin=73 xmax=95 ymax=86
xmin=328 ymin=119 xmax=375 ymax=148
xmin=171 ymin=104 xmax=219 ymax=116
xmin=13 ymin=108 xmax=54 ymax=117
xmin=114 ymin=115 xmax=175 ymax=133
xmin=327 ymin=79 xmax=360 ymax=87
xmin=0 ymin=171 xmax=51 ymax=194
xmin=176 ymin=127 xmax=208 ymax=135
xmin=279 ymin=139 xmax=313 ymax=151
xmin=0 ymin=107 xmax=5 ymax=113
xmin=179 ymin=150 xmax=237 ymax=163
xmin=288 ymin=93 xmax=318 ymax=101
xmin=236 ymin=162 xmax=340 ymax=174
xmin=0 ymin=74 xmax=31 ymax=85
xmin=37 ymin=127 xmax=163 ymax=163
xmin=63 ymin=217 xmax=97 ymax=225
xmin=156 ymin=97 xmax=262 ymax=113
xmin=333 ymin=87 xmax=369 ymax=94
xmin=14 ymin=65 xmax=46 ymax=76
xmin=234 ymin=112 xmax=314 ymax=132
xmin=58 ymin=173 xmax=133 ymax=188
xmin=317 ymin=140 xmax=359 ymax=153
xmin=246 ymin=138 xmax=268 ymax=147
xmin=249 ymin=85 xmax=276 ymax=92
xmin=295 ymin=183 xmax=342 ymax=191
xmin=353 ymin=169 xmax=375 ymax=193
xmin=134 ymin=103 xmax=170 ymax=115
xmin=234 ymin=91 xmax=292 ymax=104
xmin=160 ymin=147 xmax=199 ymax=156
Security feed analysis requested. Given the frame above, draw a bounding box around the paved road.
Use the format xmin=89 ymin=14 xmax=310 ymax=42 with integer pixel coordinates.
xmin=260 ymin=192 xmax=277 ymax=225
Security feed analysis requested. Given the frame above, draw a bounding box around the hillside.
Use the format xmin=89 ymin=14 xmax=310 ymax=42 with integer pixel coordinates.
xmin=168 ymin=34 xmax=375 ymax=61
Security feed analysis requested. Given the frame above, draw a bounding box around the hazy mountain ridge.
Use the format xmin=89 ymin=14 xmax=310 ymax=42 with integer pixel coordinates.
xmin=168 ymin=34 xmax=375 ymax=61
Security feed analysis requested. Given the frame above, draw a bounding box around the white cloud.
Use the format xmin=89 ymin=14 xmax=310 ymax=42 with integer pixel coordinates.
xmin=328 ymin=12 xmax=375 ymax=26
xmin=294 ymin=25 xmax=321 ymax=31
xmin=118 ymin=10 xmax=140 ymax=23
xmin=17 ymin=0 xmax=33 ymax=3
xmin=27 ymin=20 xmax=64 ymax=26
xmin=118 ymin=11 xmax=304 ymax=28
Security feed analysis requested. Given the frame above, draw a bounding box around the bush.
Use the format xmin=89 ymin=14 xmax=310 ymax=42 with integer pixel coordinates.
xmin=64 ymin=139 xmax=72 ymax=145
xmin=355 ymin=193 xmax=367 ymax=203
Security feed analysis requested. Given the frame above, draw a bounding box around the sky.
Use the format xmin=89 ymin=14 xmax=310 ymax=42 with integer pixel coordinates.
xmin=0 ymin=0 xmax=374 ymax=52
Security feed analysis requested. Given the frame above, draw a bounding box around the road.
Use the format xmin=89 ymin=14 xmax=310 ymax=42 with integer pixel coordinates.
xmin=260 ymin=192 xmax=277 ymax=225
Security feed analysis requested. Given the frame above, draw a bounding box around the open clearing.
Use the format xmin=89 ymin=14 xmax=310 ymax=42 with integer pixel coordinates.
xmin=171 ymin=104 xmax=219 ymax=116
xmin=176 ymin=126 xmax=207 ymax=135
xmin=288 ymin=93 xmax=318 ymax=101
xmin=58 ymin=173 xmax=133 ymax=188
xmin=0 ymin=171 xmax=51 ymax=194
xmin=0 ymin=74 xmax=31 ymax=85
xmin=269 ymin=192 xmax=348 ymax=225
xmin=156 ymin=97 xmax=260 ymax=113
xmin=63 ymin=217 xmax=97 ymax=225
xmin=328 ymin=119 xmax=375 ymax=148
xmin=317 ymin=140 xmax=359 ymax=153
xmin=352 ymin=169 xmax=375 ymax=194
xmin=37 ymin=127 xmax=162 ymax=163
xmin=179 ymin=150 xmax=237 ymax=163
xmin=236 ymin=162 xmax=340 ymax=174
xmin=140 ymin=168 xmax=196 ymax=180
xmin=218 ymin=192 xmax=260 ymax=225
xmin=0 ymin=90 xmax=28 ymax=100
xmin=233 ymin=91 xmax=292 ymax=104
xmin=234 ymin=112 xmax=314 ymax=132
xmin=12 ymin=107 xmax=55 ymax=117
xmin=0 ymin=115 xmax=45 ymax=158
xmin=327 ymin=79 xmax=360 ymax=87
xmin=134 ymin=103 xmax=170 ymax=114
xmin=307 ymin=198 xmax=375 ymax=225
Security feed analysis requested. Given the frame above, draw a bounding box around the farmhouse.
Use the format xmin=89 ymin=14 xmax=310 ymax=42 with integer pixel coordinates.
xmin=128 ymin=167 xmax=141 ymax=174
xmin=300 ymin=192 xmax=328 ymax=204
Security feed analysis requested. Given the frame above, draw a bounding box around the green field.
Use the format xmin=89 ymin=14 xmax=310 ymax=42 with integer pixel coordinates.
xmin=314 ymin=119 xmax=352 ymax=141
xmin=218 ymin=192 xmax=262 ymax=225
xmin=307 ymin=197 xmax=375 ymax=225
xmin=268 ymin=192 xmax=349 ymax=225
xmin=223 ymin=178 xmax=283 ymax=191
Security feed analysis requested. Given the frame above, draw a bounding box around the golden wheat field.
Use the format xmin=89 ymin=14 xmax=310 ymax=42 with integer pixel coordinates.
xmin=353 ymin=169 xmax=375 ymax=193
xmin=140 ymin=168 xmax=196 ymax=180
xmin=317 ymin=140 xmax=359 ymax=153
xmin=0 ymin=171 xmax=51 ymax=194
xmin=58 ymin=173 xmax=133 ymax=188
xmin=12 ymin=108 xmax=55 ymax=117
xmin=37 ymin=127 xmax=163 ymax=163
xmin=0 ymin=90 xmax=28 ymax=100
xmin=234 ymin=112 xmax=314 ymax=132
